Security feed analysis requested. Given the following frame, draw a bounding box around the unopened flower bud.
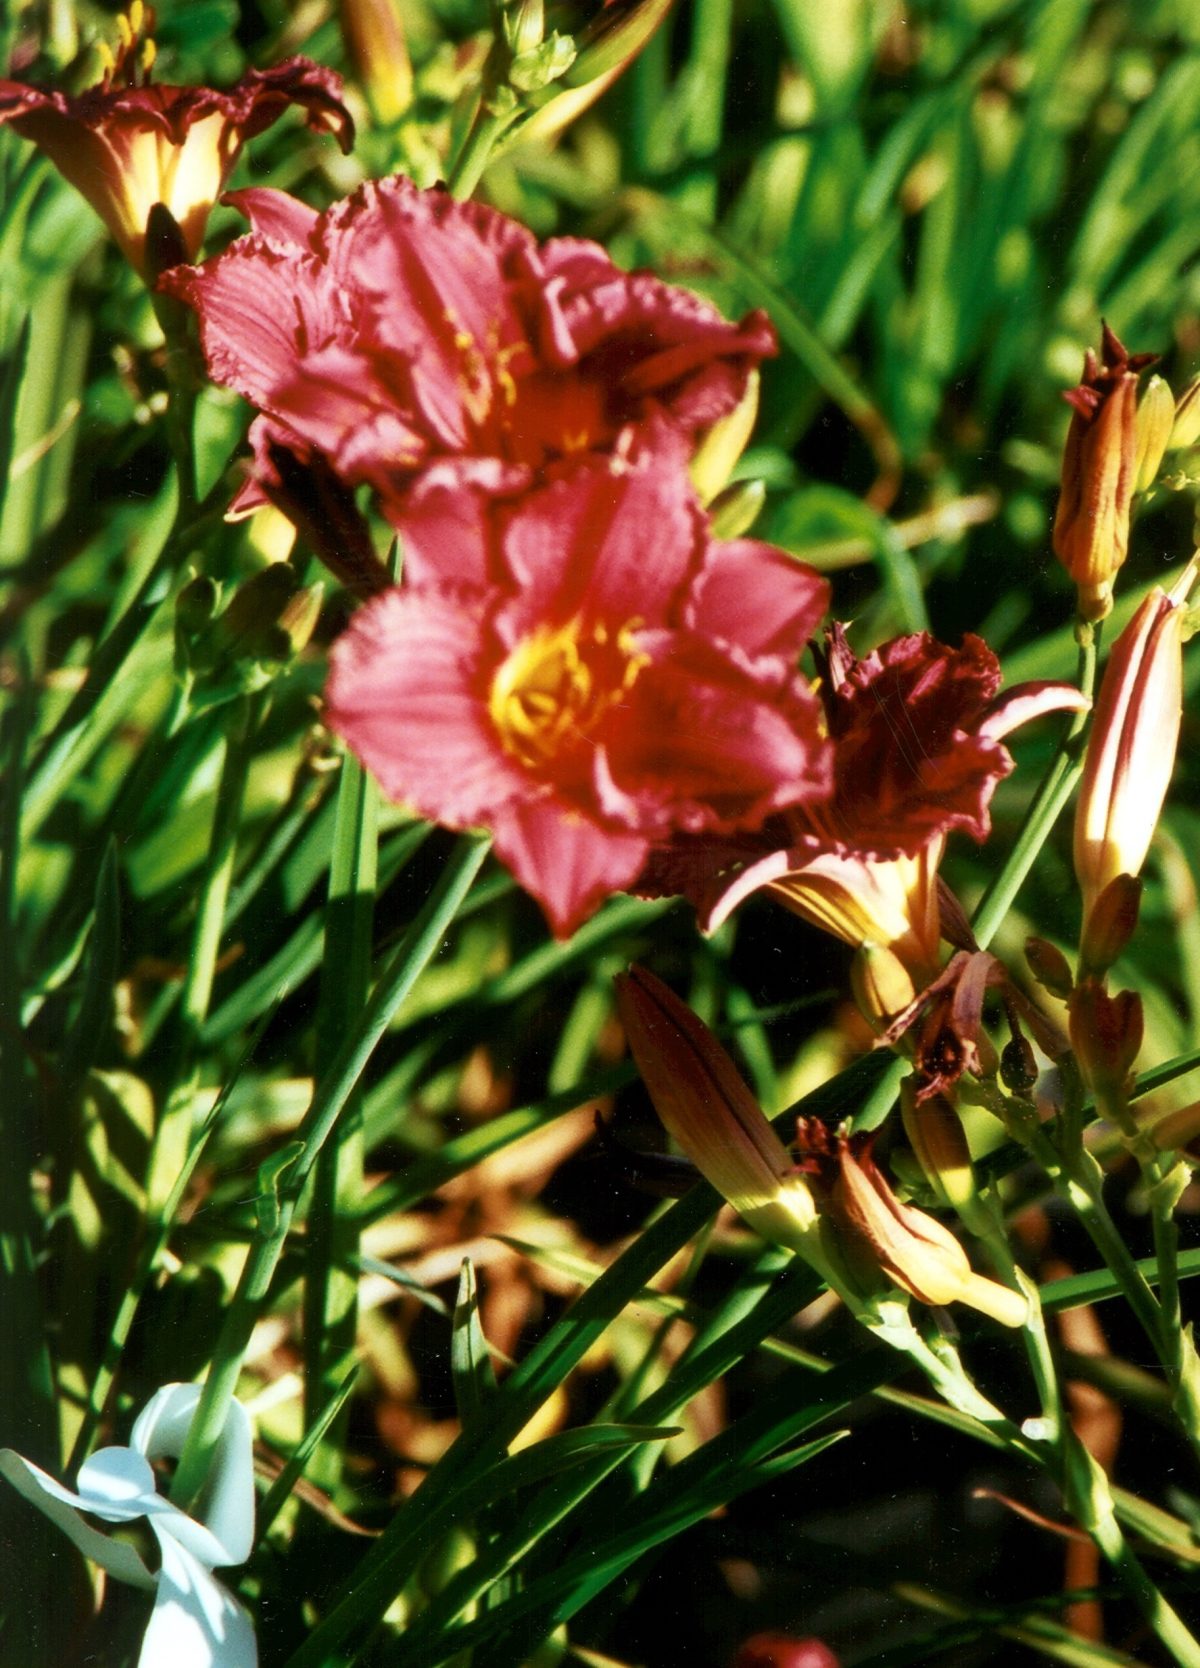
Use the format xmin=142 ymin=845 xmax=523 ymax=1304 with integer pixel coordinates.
xmin=1069 ymin=981 xmax=1144 ymax=1096
xmin=614 ymin=966 xmax=819 ymax=1251
xmin=1000 ymin=1034 xmax=1039 ymax=1095
xmin=341 ymin=0 xmax=413 ymax=123
xmin=851 ymin=942 xmax=919 ymax=1033
xmin=1079 ymin=873 xmax=1142 ymax=977
xmin=690 ymin=372 xmax=760 ymax=505
xmin=1024 ymin=936 xmax=1074 ymax=1000
xmin=707 ymin=479 xmax=766 ymax=541
xmin=565 ymin=0 xmax=676 ymax=89
xmin=278 ymin=580 xmax=324 ymax=655
xmin=1053 ymin=324 xmax=1157 ymax=622
xmin=1169 ymin=376 xmax=1200 ymax=451
xmin=734 ymin=1635 xmax=840 ymax=1668
xmin=1151 ymin=1100 xmax=1200 ymax=1152
xmin=510 ymin=33 xmax=577 ymax=93
xmin=503 ymin=0 xmax=546 ymax=58
xmin=810 ymin=1128 xmax=1026 ymax=1327
xmin=1074 ymin=560 xmax=1199 ymax=921
xmin=1133 ymin=374 xmax=1174 ymax=491
xmin=900 ymin=1081 xmax=975 ymax=1214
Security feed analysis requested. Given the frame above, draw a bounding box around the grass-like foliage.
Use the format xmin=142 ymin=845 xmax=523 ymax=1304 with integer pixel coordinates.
xmin=3 ymin=2 xmax=1200 ymax=1665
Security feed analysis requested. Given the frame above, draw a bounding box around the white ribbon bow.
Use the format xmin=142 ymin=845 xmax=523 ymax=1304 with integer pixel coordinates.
xmin=0 ymin=1384 xmax=257 ymax=1668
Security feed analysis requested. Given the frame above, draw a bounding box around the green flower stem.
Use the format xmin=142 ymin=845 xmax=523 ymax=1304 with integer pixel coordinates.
xmin=447 ymin=93 xmax=522 ymax=200
xmin=971 ymin=619 xmax=1099 ymax=950
xmin=169 ymin=833 xmax=490 ymax=1512
xmin=878 ymin=1305 xmax=1200 ymax=1665
xmin=1064 ymin=1440 xmax=1200 ymax=1668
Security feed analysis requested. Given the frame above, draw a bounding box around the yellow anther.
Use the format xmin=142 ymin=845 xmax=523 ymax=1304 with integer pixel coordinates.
xmin=116 ymin=11 xmax=134 ymax=48
xmin=141 ymin=36 xmax=157 ymax=73
xmin=95 ymin=39 xmax=117 ymax=77
xmin=129 ymin=0 xmax=145 ymax=35
xmin=489 ymin=617 xmax=645 ymax=770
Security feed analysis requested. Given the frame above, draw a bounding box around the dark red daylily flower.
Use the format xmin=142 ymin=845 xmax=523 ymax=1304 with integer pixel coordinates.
xmin=323 ymin=443 xmax=830 ymax=937
xmin=0 ymin=6 xmax=353 ymax=277
xmin=160 ymin=173 xmax=776 ymax=538
xmin=640 ymin=625 xmax=1088 ymax=985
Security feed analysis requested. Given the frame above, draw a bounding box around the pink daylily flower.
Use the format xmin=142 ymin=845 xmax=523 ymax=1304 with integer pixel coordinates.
xmin=160 ymin=174 xmax=776 ymax=537
xmin=0 ymin=9 xmax=353 ymax=279
xmin=323 ymin=445 xmax=831 ymax=937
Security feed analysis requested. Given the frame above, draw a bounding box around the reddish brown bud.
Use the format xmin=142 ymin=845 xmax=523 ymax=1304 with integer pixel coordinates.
xmin=1079 ymin=874 xmax=1142 ymax=977
xmin=1068 ymin=981 xmax=1144 ymax=1095
xmin=1025 ymin=936 xmax=1074 ymax=1000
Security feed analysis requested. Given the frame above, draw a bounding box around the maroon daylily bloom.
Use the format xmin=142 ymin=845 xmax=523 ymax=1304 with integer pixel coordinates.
xmin=323 ymin=444 xmax=830 ymax=937
xmin=0 ymin=9 xmax=353 ymax=278
xmin=160 ymin=173 xmax=776 ymax=541
xmin=640 ymin=625 xmax=1089 ymax=984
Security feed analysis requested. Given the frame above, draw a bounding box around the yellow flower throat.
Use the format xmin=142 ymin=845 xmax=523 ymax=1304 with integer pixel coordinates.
xmin=489 ymin=618 xmax=646 ymax=771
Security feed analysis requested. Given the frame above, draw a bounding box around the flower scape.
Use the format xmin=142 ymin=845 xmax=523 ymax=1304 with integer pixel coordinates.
xmin=4 ymin=4 xmax=1200 ymax=1667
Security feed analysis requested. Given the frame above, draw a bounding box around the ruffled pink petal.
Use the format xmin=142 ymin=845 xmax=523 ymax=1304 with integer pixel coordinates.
xmin=324 ymin=586 xmax=527 ymax=825
xmin=499 ymin=445 xmax=700 ymax=632
xmin=160 ymin=236 xmax=345 ymax=412
xmin=685 ymin=538 xmax=830 ymax=662
xmin=223 ymin=185 xmax=319 ymax=247
xmin=597 ymin=632 xmax=831 ymax=836
xmin=490 ymin=796 xmax=648 ymax=939
xmin=389 ymin=459 xmax=531 ymax=587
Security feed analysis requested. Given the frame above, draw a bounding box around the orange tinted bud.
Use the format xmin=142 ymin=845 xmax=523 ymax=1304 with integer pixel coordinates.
xmin=614 ymin=966 xmax=819 ymax=1250
xmin=1074 ymin=562 xmax=1198 ymax=920
xmin=1053 ymin=326 xmax=1156 ymax=621
xmin=824 ymin=1136 xmax=1026 ymax=1327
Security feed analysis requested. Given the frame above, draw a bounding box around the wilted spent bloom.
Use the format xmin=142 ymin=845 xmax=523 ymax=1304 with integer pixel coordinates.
xmin=0 ymin=5 xmax=353 ymax=280
xmin=639 ymin=625 xmax=1087 ymax=996
xmin=1052 ymin=324 xmax=1158 ymax=622
xmin=1073 ymin=557 xmax=1199 ymax=931
xmin=795 ymin=1120 xmax=1027 ymax=1328
xmin=614 ymin=965 xmax=821 ymax=1253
